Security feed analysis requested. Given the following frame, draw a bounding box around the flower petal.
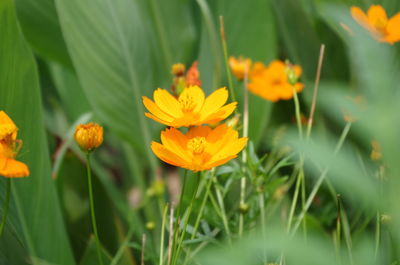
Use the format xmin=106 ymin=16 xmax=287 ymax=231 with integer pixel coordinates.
xmin=386 ymin=13 xmax=400 ymax=43
xmin=160 ymin=128 xmax=190 ymax=160
xmin=151 ymin=141 xmax=188 ymax=167
xmin=153 ymin=88 xmax=183 ymax=118
xmin=201 ymin=102 xmax=237 ymax=124
xmin=0 ymin=111 xmax=18 ymax=140
xmin=0 ymin=158 xmax=29 ymax=178
xmin=350 ymin=6 xmax=369 ymax=28
xmin=200 ymin=87 xmax=229 ymax=119
xmin=143 ymin=96 xmax=174 ymax=123
xmin=179 ymin=86 xmax=205 ymax=113
xmin=367 ymin=5 xmax=388 ymax=26
xmin=186 ymin=126 xmax=212 ymax=139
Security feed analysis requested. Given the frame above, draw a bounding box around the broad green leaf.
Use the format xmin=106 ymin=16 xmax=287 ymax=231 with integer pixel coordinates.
xmin=14 ymin=0 xmax=71 ymax=66
xmin=0 ymin=0 xmax=75 ymax=264
xmin=55 ymin=0 xmax=158 ymax=171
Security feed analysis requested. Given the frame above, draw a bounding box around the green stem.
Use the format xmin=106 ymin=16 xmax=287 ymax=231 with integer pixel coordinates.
xmin=292 ymin=86 xmax=303 ymax=139
xmin=213 ymin=176 xmax=232 ymax=243
xmin=86 ymin=153 xmax=104 ymax=265
xmin=159 ymin=204 xmax=169 ymax=265
xmin=290 ymin=122 xmax=352 ymax=236
xmin=172 ymin=173 xmax=200 ymax=265
xmin=286 ymin=162 xmax=303 ymax=233
xmin=190 ymin=172 xmax=213 ymax=240
xmin=0 ymin=178 xmax=11 ymax=237
xmin=375 ymin=211 xmax=381 ymax=259
xmin=259 ymin=193 xmax=267 ymax=264
xmin=219 ymin=16 xmax=236 ymax=103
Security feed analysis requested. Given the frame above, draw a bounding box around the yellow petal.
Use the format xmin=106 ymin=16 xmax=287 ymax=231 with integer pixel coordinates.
xmin=386 ymin=13 xmax=400 ymax=43
xmin=0 ymin=158 xmax=29 ymax=178
xmin=201 ymin=102 xmax=237 ymax=124
xmin=351 ymin=6 xmax=369 ymax=28
xmin=367 ymin=5 xmax=387 ymax=26
xmin=200 ymin=87 xmax=229 ymax=119
xmin=144 ymin=112 xmax=173 ymax=126
xmin=143 ymin=96 xmax=174 ymax=123
xmin=151 ymin=141 xmax=187 ymax=167
xmin=179 ymin=86 xmax=205 ymax=113
xmin=186 ymin=126 xmax=212 ymax=139
xmin=208 ymin=137 xmax=248 ymax=165
xmin=153 ymin=88 xmax=183 ymax=118
xmin=160 ymin=128 xmax=190 ymax=160
xmin=0 ymin=111 xmax=18 ymax=140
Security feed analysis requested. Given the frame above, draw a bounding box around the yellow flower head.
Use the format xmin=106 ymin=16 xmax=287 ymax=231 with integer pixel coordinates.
xmin=229 ymin=56 xmax=252 ymax=80
xmin=247 ymin=60 xmax=303 ymax=102
xmin=151 ymin=124 xmax=247 ymax=171
xmin=143 ymin=86 xmax=237 ymax=127
xmin=74 ymin=123 xmax=104 ymax=152
xmin=0 ymin=111 xmax=29 ymax=178
xmin=351 ymin=5 xmax=400 ymax=44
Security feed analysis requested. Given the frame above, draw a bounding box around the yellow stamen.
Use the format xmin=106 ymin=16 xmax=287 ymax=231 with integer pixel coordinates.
xmin=187 ymin=137 xmax=207 ymax=154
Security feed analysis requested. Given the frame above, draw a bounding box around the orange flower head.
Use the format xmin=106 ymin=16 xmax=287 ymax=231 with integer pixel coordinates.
xmin=351 ymin=5 xmax=400 ymax=44
xmin=247 ymin=60 xmax=303 ymax=102
xmin=151 ymin=124 xmax=247 ymax=171
xmin=229 ymin=56 xmax=252 ymax=80
xmin=143 ymin=86 xmax=237 ymax=127
xmin=0 ymin=111 xmax=29 ymax=178
xmin=74 ymin=123 xmax=103 ymax=152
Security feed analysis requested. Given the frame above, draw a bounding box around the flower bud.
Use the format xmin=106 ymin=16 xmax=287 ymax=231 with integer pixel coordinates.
xmin=171 ymin=63 xmax=186 ymax=76
xmin=74 ymin=123 xmax=103 ymax=152
xmin=146 ymin=221 xmax=155 ymax=230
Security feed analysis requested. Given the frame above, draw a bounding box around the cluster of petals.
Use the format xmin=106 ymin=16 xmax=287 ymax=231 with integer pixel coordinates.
xmin=229 ymin=56 xmax=252 ymax=80
xmin=351 ymin=5 xmax=400 ymax=44
xmin=247 ymin=60 xmax=303 ymax=102
xmin=0 ymin=111 xmax=29 ymax=178
xmin=151 ymin=124 xmax=247 ymax=172
xmin=143 ymin=86 xmax=237 ymax=128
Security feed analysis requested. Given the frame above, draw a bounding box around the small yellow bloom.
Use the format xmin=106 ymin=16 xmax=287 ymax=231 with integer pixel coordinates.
xmin=74 ymin=123 xmax=103 ymax=152
xmin=229 ymin=56 xmax=252 ymax=80
xmin=0 ymin=111 xmax=29 ymax=178
xmin=247 ymin=60 xmax=303 ymax=102
xmin=151 ymin=124 xmax=247 ymax=171
xmin=171 ymin=63 xmax=186 ymax=76
xmin=143 ymin=86 xmax=237 ymax=127
xmin=351 ymin=5 xmax=400 ymax=44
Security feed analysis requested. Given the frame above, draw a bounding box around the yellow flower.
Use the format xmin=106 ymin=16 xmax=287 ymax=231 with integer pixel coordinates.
xmin=247 ymin=60 xmax=303 ymax=102
xmin=143 ymin=86 xmax=237 ymax=127
xmin=229 ymin=56 xmax=252 ymax=80
xmin=151 ymin=124 xmax=247 ymax=171
xmin=351 ymin=5 xmax=400 ymax=44
xmin=74 ymin=123 xmax=103 ymax=152
xmin=0 ymin=111 xmax=29 ymax=178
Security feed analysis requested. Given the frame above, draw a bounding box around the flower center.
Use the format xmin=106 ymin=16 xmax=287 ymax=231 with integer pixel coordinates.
xmin=187 ymin=137 xmax=207 ymax=154
xmin=179 ymin=93 xmax=195 ymax=112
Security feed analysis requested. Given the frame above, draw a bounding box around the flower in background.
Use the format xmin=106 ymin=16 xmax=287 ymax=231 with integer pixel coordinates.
xmin=229 ymin=56 xmax=252 ymax=80
xmin=350 ymin=5 xmax=400 ymax=44
xmin=370 ymin=140 xmax=382 ymax=161
xmin=151 ymin=124 xmax=247 ymax=171
xmin=247 ymin=60 xmax=303 ymax=102
xmin=0 ymin=111 xmax=29 ymax=178
xmin=171 ymin=61 xmax=202 ymax=95
xmin=143 ymin=86 xmax=237 ymax=127
xmin=74 ymin=123 xmax=104 ymax=152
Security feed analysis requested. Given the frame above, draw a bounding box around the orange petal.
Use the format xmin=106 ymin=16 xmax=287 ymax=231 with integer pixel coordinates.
xmin=0 ymin=158 xmax=29 ymax=178
xmin=153 ymin=89 xmax=183 ymax=118
xmin=201 ymin=102 xmax=237 ymax=124
xmin=186 ymin=126 xmax=212 ymax=139
xmin=350 ymin=6 xmax=369 ymax=28
xmin=160 ymin=128 xmax=190 ymax=160
xmin=367 ymin=5 xmax=387 ymax=26
xmin=199 ymin=87 xmax=229 ymax=119
xmin=142 ymin=96 xmax=175 ymax=123
xmin=0 ymin=111 xmax=18 ymax=140
xmin=151 ymin=142 xmax=187 ymax=167
xmin=386 ymin=13 xmax=400 ymax=43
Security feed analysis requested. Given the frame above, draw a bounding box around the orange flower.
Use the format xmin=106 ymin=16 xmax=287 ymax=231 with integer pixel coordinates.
xmin=151 ymin=124 xmax=247 ymax=171
xmin=0 ymin=111 xmax=29 ymax=178
xmin=247 ymin=60 xmax=303 ymax=102
xmin=351 ymin=5 xmax=400 ymax=44
xmin=74 ymin=123 xmax=104 ymax=152
xmin=143 ymin=86 xmax=237 ymax=127
xmin=229 ymin=56 xmax=252 ymax=80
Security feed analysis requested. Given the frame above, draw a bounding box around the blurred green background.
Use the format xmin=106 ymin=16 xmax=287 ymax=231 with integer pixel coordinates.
xmin=1 ymin=0 xmax=400 ymax=264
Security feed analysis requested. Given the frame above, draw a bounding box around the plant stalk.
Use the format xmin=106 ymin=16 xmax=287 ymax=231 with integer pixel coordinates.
xmin=0 ymin=178 xmax=11 ymax=238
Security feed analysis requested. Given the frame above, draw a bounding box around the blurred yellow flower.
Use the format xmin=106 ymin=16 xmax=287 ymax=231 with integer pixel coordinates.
xmin=351 ymin=5 xmax=400 ymax=44
xmin=151 ymin=124 xmax=247 ymax=171
xmin=74 ymin=123 xmax=103 ymax=152
xmin=370 ymin=140 xmax=382 ymax=161
xmin=247 ymin=60 xmax=303 ymax=102
xmin=0 ymin=111 xmax=29 ymax=178
xmin=143 ymin=86 xmax=237 ymax=127
xmin=229 ymin=56 xmax=252 ymax=80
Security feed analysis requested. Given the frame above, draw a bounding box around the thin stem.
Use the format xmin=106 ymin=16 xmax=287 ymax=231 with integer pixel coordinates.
xmin=0 ymin=179 xmax=11 ymax=237
xmin=286 ymin=163 xmax=303 ymax=233
xmin=159 ymin=204 xmax=169 ymax=265
xmin=167 ymin=207 xmax=174 ymax=265
xmin=291 ymin=122 xmax=352 ymax=236
xmin=292 ymin=85 xmax=303 ymax=139
xmin=239 ymin=62 xmax=249 ymax=237
xmin=306 ymin=44 xmax=326 ymax=140
xmin=86 ymin=153 xmax=104 ymax=265
xmin=172 ymin=173 xmax=201 ymax=265
xmin=213 ymin=176 xmax=232 ymax=243
xmin=219 ymin=16 xmax=236 ymax=103
xmin=141 ymin=234 xmax=146 ymax=265
xmin=190 ymin=172 xmax=213 ymax=240
xmin=374 ymin=211 xmax=381 ymax=259
xmin=259 ymin=193 xmax=267 ymax=264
